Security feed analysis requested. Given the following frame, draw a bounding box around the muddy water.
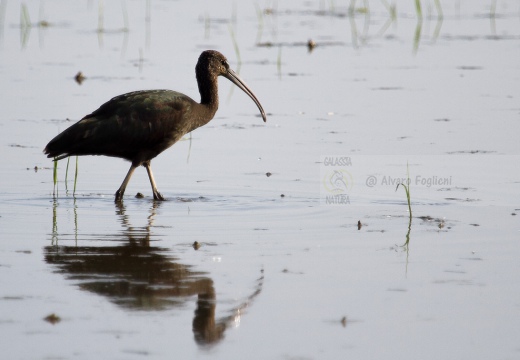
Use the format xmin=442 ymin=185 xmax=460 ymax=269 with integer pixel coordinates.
xmin=1 ymin=1 xmax=519 ymax=359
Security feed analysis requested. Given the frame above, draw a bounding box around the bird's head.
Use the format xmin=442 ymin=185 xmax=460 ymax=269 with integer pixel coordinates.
xmin=196 ymin=50 xmax=266 ymax=122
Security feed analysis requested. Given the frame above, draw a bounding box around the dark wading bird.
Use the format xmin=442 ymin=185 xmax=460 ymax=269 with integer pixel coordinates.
xmin=44 ymin=50 xmax=266 ymax=201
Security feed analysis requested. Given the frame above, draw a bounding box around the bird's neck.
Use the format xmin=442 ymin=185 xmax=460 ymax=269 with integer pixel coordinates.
xmin=198 ymin=75 xmax=219 ymax=110
xmin=187 ymin=76 xmax=219 ymax=131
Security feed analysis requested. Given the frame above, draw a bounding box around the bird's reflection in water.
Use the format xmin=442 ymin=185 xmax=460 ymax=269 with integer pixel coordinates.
xmin=45 ymin=200 xmax=263 ymax=346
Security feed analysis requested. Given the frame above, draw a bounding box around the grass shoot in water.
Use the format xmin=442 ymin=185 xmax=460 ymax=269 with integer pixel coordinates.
xmin=414 ymin=0 xmax=422 ymax=19
xmin=65 ymin=156 xmax=70 ymax=190
xmin=228 ymin=24 xmax=241 ymax=66
xmin=396 ymin=163 xmax=412 ymax=248
xmin=277 ymin=46 xmax=282 ymax=79
xmin=73 ymin=156 xmax=78 ymax=196
xmin=52 ymin=156 xmax=79 ymax=198
xmin=53 ymin=158 xmax=58 ymax=196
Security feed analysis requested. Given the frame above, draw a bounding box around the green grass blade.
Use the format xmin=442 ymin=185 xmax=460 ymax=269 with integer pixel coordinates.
xmin=73 ymin=156 xmax=78 ymax=196
xmin=65 ymin=156 xmax=70 ymax=192
xmin=277 ymin=46 xmax=282 ymax=79
xmin=396 ymin=162 xmax=412 ymax=248
xmin=228 ymin=24 xmax=241 ymax=65
xmin=414 ymin=0 xmax=422 ymax=19
xmin=53 ymin=158 xmax=58 ymax=196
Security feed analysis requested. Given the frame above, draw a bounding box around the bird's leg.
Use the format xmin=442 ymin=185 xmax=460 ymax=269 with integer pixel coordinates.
xmin=144 ymin=161 xmax=165 ymax=201
xmin=115 ymin=164 xmax=137 ymax=202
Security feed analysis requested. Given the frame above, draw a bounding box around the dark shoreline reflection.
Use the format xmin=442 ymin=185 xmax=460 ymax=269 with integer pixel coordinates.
xmin=45 ymin=200 xmax=263 ymax=346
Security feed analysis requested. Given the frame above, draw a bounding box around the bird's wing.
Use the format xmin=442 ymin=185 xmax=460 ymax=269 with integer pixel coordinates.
xmin=45 ymin=90 xmax=197 ymax=161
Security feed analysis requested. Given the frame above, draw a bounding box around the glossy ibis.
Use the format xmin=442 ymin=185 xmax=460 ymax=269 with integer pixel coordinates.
xmin=44 ymin=50 xmax=266 ymax=201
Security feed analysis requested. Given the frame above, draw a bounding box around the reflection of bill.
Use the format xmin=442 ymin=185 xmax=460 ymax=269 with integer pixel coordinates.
xmin=323 ymin=169 xmax=353 ymax=194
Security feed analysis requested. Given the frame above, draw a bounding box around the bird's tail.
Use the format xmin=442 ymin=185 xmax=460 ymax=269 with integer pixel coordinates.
xmin=43 ymin=123 xmax=83 ymax=160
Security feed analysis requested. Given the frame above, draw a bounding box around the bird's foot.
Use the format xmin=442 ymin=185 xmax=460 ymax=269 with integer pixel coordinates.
xmin=153 ymin=192 xmax=165 ymax=201
xmin=115 ymin=190 xmax=124 ymax=202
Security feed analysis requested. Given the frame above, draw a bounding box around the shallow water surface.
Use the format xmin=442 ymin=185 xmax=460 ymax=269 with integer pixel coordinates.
xmin=1 ymin=1 xmax=520 ymax=359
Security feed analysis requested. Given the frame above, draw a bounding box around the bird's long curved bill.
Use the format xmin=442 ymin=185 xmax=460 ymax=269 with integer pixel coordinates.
xmin=224 ymin=68 xmax=267 ymax=122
